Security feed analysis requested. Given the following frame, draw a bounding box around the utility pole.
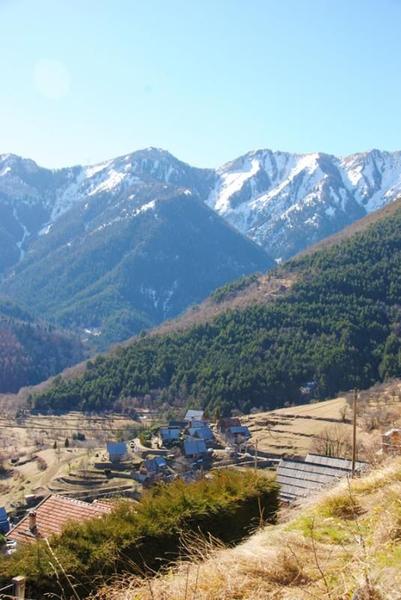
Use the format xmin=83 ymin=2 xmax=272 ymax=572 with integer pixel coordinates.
xmin=254 ymin=439 xmax=258 ymax=470
xmin=351 ymin=388 xmax=358 ymax=477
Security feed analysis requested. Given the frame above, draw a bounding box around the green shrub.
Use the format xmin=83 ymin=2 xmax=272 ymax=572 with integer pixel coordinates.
xmin=0 ymin=469 xmax=279 ymax=598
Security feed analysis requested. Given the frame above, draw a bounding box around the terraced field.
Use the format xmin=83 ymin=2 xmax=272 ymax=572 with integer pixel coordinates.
xmin=243 ymin=397 xmax=362 ymax=456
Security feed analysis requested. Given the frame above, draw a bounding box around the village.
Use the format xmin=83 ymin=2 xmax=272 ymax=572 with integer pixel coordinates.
xmin=0 ymin=408 xmax=264 ymax=553
xmin=1 ymin=384 xmax=401 ymax=563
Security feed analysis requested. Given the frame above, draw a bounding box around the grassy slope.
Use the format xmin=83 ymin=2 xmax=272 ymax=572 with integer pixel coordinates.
xmin=97 ymin=457 xmax=401 ymax=600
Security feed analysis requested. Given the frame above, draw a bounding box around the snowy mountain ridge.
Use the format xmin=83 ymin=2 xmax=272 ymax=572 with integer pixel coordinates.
xmin=207 ymin=148 xmax=401 ymax=258
xmin=2 ymin=146 xmax=401 ymax=265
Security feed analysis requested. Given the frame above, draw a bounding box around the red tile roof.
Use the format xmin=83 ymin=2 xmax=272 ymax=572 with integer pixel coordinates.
xmin=8 ymin=495 xmax=112 ymax=544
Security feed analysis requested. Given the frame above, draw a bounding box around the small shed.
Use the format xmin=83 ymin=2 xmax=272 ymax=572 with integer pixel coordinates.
xmin=106 ymin=442 xmax=128 ymax=463
xmin=184 ymin=438 xmax=207 ymax=458
xmin=382 ymin=428 xmax=401 ymax=454
xmin=225 ymin=425 xmax=251 ymax=444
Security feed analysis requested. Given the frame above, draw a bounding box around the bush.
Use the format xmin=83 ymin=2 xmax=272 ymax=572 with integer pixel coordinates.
xmin=36 ymin=456 xmax=47 ymax=471
xmin=0 ymin=469 xmax=279 ymax=597
xmin=139 ymin=428 xmax=152 ymax=448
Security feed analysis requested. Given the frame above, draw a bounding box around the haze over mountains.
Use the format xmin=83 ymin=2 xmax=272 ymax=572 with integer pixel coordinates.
xmin=1 ymin=146 xmax=401 ymax=351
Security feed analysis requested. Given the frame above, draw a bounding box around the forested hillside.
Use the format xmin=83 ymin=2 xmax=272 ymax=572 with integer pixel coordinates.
xmin=0 ymin=298 xmax=84 ymax=393
xmin=31 ymin=200 xmax=401 ymax=415
xmin=2 ymin=187 xmax=271 ymax=348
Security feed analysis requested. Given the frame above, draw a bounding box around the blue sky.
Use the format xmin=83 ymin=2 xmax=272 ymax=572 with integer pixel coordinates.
xmin=1 ymin=0 xmax=401 ymax=168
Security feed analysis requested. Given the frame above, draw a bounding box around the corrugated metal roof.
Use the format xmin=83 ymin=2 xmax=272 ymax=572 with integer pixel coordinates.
xmin=8 ymin=495 xmax=112 ymax=544
xmin=305 ymin=454 xmax=367 ymax=471
xmin=277 ymin=455 xmax=367 ymax=502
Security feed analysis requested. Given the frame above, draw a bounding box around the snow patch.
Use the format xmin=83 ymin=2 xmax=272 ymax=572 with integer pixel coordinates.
xmin=12 ymin=206 xmax=30 ymax=260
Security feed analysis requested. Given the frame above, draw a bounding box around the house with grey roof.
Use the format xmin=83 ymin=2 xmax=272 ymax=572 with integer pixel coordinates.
xmin=158 ymin=426 xmax=181 ymax=447
xmin=188 ymin=426 xmax=214 ymax=441
xmin=216 ymin=417 xmax=241 ymax=433
xmin=144 ymin=456 xmax=167 ymax=474
xmin=225 ymin=425 xmax=251 ymax=445
xmin=184 ymin=438 xmax=207 ymax=458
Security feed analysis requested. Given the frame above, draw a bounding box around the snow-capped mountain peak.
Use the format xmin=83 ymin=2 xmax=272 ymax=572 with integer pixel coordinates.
xmin=207 ymin=148 xmax=401 ymax=258
xmin=2 ymin=146 xmax=401 ymax=267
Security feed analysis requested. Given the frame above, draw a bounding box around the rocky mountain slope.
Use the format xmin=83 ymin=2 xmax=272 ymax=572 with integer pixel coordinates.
xmin=2 ymin=147 xmax=401 ymax=347
xmin=2 ymin=147 xmax=401 ymax=267
xmin=208 ymin=148 xmax=401 ymax=259
xmin=0 ymin=148 xmax=213 ymax=269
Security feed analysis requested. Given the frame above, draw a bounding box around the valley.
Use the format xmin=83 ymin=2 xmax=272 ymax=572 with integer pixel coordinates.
xmin=0 ymin=377 xmax=399 ymax=516
xmin=0 ymin=376 xmax=400 ymax=598
xmin=1 ymin=140 xmax=401 ymax=600
xmin=2 ymin=3 xmax=400 ymax=598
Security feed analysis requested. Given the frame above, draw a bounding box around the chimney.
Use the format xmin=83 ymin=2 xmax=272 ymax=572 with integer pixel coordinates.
xmin=28 ymin=510 xmax=37 ymax=533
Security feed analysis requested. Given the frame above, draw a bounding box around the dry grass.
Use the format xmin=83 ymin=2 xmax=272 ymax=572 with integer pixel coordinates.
xmin=0 ymin=412 xmax=135 ymax=509
xmin=95 ymin=458 xmax=401 ymax=600
xmin=243 ymin=396 xmax=357 ymax=456
xmin=243 ymin=384 xmax=401 ymax=459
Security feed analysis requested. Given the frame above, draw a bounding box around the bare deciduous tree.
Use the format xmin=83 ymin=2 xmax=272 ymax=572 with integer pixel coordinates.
xmin=311 ymin=425 xmax=353 ymax=458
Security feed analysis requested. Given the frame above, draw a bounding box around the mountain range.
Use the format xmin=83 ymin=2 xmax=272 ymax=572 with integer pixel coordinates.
xmin=1 ymin=146 xmax=401 ymax=350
